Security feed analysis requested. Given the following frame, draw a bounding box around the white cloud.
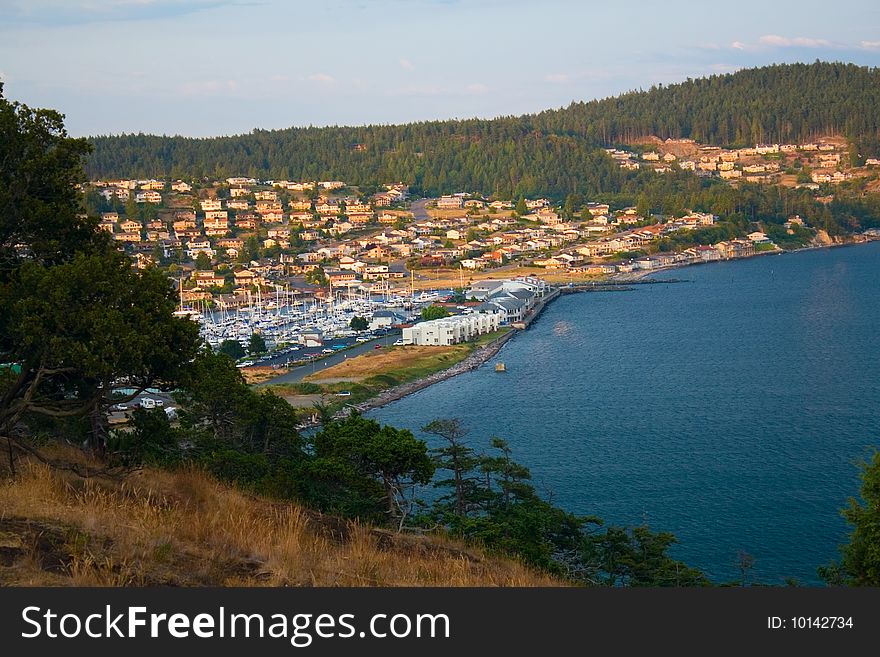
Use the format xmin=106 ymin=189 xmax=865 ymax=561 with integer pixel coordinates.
xmin=758 ymin=34 xmax=831 ymax=48
xmin=731 ymin=41 xmax=747 ymax=50
xmin=465 ymin=82 xmax=488 ymax=95
xmin=306 ymin=73 xmax=335 ymax=85
xmin=399 ymin=58 xmax=415 ymax=71
xmin=861 ymin=40 xmax=880 ymax=49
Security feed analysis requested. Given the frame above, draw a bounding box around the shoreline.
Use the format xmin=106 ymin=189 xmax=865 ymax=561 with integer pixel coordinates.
xmin=607 ymin=237 xmax=874 ymax=282
xmin=307 ymin=237 xmax=878 ymax=419
xmin=350 ymin=330 xmax=516 ymax=414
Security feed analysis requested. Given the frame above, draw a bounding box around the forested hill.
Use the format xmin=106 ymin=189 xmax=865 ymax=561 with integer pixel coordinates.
xmin=85 ymin=62 xmax=880 ymax=198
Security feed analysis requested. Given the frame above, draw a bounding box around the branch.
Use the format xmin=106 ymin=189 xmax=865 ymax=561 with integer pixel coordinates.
xmin=3 ymin=434 xmax=132 ymax=480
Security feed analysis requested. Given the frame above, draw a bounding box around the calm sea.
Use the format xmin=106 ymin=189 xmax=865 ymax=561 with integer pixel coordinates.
xmin=369 ymin=242 xmax=880 ymax=584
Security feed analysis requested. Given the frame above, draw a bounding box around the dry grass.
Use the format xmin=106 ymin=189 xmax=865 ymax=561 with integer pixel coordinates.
xmin=0 ymin=453 xmax=562 ymax=587
xmin=240 ymin=365 xmax=289 ymax=384
xmin=304 ymin=345 xmax=467 ymax=384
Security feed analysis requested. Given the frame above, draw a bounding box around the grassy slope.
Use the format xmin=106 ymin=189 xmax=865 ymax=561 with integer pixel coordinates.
xmin=0 ymin=453 xmax=560 ymax=587
xmin=269 ymin=330 xmax=510 ymax=411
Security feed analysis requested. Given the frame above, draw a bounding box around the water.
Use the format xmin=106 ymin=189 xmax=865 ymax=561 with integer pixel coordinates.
xmin=369 ymin=243 xmax=880 ymax=584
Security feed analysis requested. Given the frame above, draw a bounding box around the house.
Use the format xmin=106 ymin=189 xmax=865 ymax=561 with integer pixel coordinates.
xmin=535 ymin=209 xmax=562 ymax=225
xmin=369 ymin=309 xmax=410 ymax=331
xmin=585 ymin=203 xmax=610 ymax=216
xmin=171 ymin=181 xmax=191 ymax=192
xmin=191 ymin=270 xmax=226 ymax=287
xmin=348 ymin=213 xmax=373 ymax=225
xmin=324 ymin=269 xmax=359 ymax=286
xmin=233 ymin=269 xmax=257 ymax=286
xmin=226 ymin=177 xmax=257 ymax=186
xmin=187 ymin=240 xmax=215 ymax=258
xmin=139 ymin=179 xmax=165 ymax=190
xmin=205 ymin=209 xmax=228 ymax=221
xmin=120 ymin=219 xmax=142 ymax=234
xmin=200 ymin=199 xmax=223 ymax=212
xmin=135 ymin=191 xmax=162 ymax=204
xmin=436 ymin=196 xmax=463 ymax=209
xmin=363 ymin=264 xmax=390 ymax=280
xmin=642 ymin=152 xmax=660 ymax=161
xmin=747 ymin=231 xmax=771 ymax=244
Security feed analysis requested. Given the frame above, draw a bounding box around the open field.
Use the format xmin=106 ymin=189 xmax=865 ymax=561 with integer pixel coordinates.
xmin=306 ymin=345 xmax=470 ymax=384
xmin=0 ymin=452 xmax=559 ymax=586
xmin=268 ymin=330 xmax=511 ymax=412
xmin=240 ymin=365 xmax=290 ymax=384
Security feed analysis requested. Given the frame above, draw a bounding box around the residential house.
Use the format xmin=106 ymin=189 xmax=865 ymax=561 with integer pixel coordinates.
xmin=135 ymin=191 xmax=162 ymax=204
xmin=436 ymin=196 xmax=463 ymax=209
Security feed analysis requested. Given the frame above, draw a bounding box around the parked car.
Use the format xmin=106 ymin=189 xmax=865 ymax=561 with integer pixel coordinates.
xmin=336 ymin=391 xmax=351 ymax=397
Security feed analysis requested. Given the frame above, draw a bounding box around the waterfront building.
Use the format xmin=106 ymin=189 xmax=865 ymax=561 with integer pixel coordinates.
xmin=402 ymin=313 xmax=500 ymax=346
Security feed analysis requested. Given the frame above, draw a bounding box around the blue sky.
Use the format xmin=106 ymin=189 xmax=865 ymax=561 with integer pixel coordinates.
xmin=1 ymin=0 xmax=878 ymax=137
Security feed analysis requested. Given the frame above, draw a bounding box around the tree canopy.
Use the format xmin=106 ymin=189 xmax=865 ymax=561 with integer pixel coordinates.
xmin=85 ymin=63 xmax=880 ymax=202
xmin=0 ymin=84 xmax=200 ymax=465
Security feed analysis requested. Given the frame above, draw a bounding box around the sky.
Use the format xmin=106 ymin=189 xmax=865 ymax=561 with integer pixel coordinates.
xmin=1 ymin=0 xmax=879 ymax=137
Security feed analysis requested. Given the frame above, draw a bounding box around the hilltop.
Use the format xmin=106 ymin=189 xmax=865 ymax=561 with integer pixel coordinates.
xmin=0 ymin=451 xmax=559 ymax=586
xmin=85 ymin=62 xmax=880 ymax=198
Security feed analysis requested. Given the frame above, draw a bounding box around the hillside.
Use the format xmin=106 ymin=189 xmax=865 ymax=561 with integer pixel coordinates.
xmin=85 ymin=62 xmax=880 ymax=199
xmin=0 ymin=453 xmax=560 ymax=586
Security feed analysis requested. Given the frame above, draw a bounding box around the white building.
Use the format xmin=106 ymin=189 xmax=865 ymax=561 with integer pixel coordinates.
xmin=402 ymin=313 xmax=500 ymax=346
xmin=436 ymin=195 xmax=463 ymax=209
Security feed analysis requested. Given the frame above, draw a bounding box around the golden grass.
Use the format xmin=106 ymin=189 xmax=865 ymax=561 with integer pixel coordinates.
xmin=0 ymin=454 xmax=562 ymax=587
xmin=304 ymin=345 xmax=467 ymax=384
xmin=240 ymin=365 xmax=290 ymax=384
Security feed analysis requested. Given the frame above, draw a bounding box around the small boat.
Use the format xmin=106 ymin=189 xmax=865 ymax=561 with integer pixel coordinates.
xmin=495 ymin=362 xmax=506 ymax=372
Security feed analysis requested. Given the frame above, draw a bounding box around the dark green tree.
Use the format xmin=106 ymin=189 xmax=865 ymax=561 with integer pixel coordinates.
xmin=248 ymin=331 xmax=267 ymax=355
xmin=422 ymin=418 xmax=480 ymax=517
xmin=309 ymin=413 xmax=434 ymax=525
xmin=350 ymin=316 xmax=368 ymax=332
xmin=820 ymin=451 xmax=880 ymax=586
xmin=219 ymin=339 xmax=246 ymax=360
xmin=420 ymin=305 xmax=450 ymax=321
xmin=194 ymin=252 xmax=212 ymax=270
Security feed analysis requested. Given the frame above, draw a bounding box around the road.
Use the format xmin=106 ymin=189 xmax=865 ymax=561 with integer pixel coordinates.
xmin=257 ymin=330 xmax=401 ymax=386
xmin=410 ymin=197 xmax=431 ymax=222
